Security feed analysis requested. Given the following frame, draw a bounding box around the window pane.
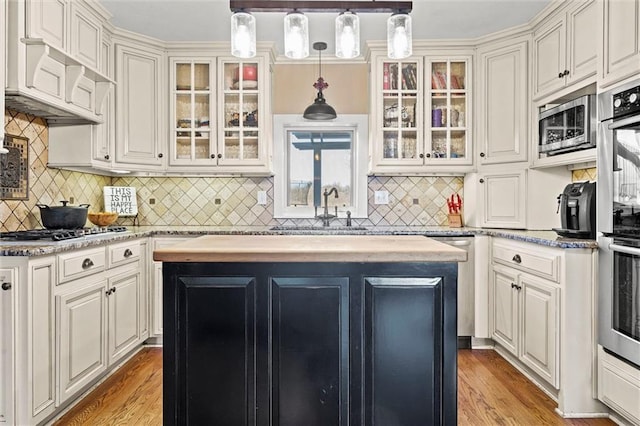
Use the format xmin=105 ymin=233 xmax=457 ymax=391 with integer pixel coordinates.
xmin=287 ymin=130 xmax=352 ymax=208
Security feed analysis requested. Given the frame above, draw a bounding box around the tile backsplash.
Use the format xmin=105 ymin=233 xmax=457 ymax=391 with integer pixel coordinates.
xmin=572 ymin=167 xmax=597 ymax=182
xmin=2 ymin=108 xmax=463 ymax=231
xmin=1 ymin=109 xmax=109 ymax=231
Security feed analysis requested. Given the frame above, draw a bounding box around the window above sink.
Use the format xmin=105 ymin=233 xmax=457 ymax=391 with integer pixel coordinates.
xmin=273 ymin=115 xmax=369 ymax=220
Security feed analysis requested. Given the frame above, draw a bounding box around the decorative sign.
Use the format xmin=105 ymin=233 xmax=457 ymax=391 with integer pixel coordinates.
xmin=104 ymin=186 xmax=138 ymax=216
xmin=0 ymin=134 xmax=29 ymax=200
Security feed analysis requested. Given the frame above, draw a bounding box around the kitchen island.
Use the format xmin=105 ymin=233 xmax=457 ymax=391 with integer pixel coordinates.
xmin=154 ymin=235 xmax=465 ymax=426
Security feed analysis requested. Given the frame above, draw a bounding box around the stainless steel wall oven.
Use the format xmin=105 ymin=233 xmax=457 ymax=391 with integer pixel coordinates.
xmin=598 ymin=78 xmax=640 ymax=367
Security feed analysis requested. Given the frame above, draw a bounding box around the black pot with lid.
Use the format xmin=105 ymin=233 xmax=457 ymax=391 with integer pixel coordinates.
xmin=36 ymin=201 xmax=90 ymax=229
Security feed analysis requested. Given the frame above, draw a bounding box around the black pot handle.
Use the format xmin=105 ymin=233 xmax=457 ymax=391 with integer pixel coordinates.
xmin=79 ymin=204 xmax=91 ymax=208
xmin=36 ymin=204 xmax=50 ymax=209
xmin=60 ymin=200 xmax=69 ymax=206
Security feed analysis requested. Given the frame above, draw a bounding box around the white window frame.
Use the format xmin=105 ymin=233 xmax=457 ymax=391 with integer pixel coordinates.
xmin=273 ymin=114 xmax=369 ymax=219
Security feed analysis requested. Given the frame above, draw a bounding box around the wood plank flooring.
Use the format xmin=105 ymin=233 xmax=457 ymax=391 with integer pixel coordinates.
xmin=54 ymin=347 xmax=615 ymax=426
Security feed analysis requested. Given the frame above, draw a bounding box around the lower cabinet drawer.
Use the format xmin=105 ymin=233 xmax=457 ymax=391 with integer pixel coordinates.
xmin=108 ymin=240 xmax=141 ymax=268
xmin=57 ymin=247 xmax=106 ymax=284
xmin=598 ymin=346 xmax=640 ymax=425
xmin=492 ymin=238 xmax=560 ymax=282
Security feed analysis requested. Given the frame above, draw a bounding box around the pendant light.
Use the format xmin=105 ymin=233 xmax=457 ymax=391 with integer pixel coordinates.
xmin=284 ymin=11 xmax=309 ymax=59
xmin=335 ymin=11 xmax=360 ymax=59
xmin=387 ymin=11 xmax=412 ymax=59
xmin=303 ymin=42 xmax=337 ymax=120
xmin=230 ymin=11 xmax=256 ymax=58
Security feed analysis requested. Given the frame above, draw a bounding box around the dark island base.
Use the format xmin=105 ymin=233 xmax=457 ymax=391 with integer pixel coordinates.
xmin=163 ymin=261 xmax=458 ymax=426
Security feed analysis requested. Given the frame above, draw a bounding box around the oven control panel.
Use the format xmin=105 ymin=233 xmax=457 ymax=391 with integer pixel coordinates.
xmin=613 ymin=84 xmax=640 ymax=118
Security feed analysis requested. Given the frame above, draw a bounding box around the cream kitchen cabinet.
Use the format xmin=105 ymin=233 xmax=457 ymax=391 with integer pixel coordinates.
xmin=368 ymin=46 xmax=474 ymax=174
xmin=1 ymin=256 xmax=56 ymax=425
xmin=3 ymin=238 xmax=149 ymax=425
xmin=598 ymin=346 xmax=640 ymax=425
xmin=464 ymin=164 xmax=570 ymax=230
xmin=476 ymin=37 xmax=529 ymax=165
xmin=488 ymin=238 xmax=606 ymax=416
xmin=217 ymin=56 xmax=272 ymax=173
xmin=56 ymin=276 xmax=108 ymax=405
xmin=532 ymin=0 xmax=597 ymax=100
xmin=48 ymin=31 xmax=116 ymax=173
xmin=473 ymin=169 xmax=527 ymax=229
xmin=491 ymin=263 xmax=559 ymax=387
xmin=5 ymin=0 xmax=113 ymax=124
xmin=599 ymin=0 xmax=640 ymax=88
xmin=114 ymin=34 xmax=166 ymax=170
xmin=56 ymin=240 xmax=146 ymax=405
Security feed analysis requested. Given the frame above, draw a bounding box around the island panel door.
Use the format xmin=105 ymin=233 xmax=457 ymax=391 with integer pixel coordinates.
xmin=171 ymin=275 xmax=257 ymax=426
xmin=364 ymin=276 xmax=446 ymax=426
xmin=270 ymin=277 xmax=350 ymax=426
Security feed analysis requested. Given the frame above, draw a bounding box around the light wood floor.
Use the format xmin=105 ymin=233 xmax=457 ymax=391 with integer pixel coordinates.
xmin=55 ymin=347 xmax=615 ymax=426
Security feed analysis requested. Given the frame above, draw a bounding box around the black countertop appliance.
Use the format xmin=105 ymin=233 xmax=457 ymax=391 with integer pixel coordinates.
xmin=553 ymin=181 xmax=596 ymax=239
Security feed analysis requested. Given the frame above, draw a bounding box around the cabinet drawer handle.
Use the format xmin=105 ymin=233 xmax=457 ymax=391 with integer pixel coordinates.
xmin=512 ymin=254 xmax=522 ymax=264
xmin=82 ymin=258 xmax=94 ymax=269
xmin=1 ymin=282 xmax=11 ymax=291
xmin=124 ymin=248 xmax=133 ymax=258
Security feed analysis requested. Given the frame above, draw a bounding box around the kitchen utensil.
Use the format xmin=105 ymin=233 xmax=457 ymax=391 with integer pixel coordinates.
xmin=36 ymin=201 xmax=90 ymax=229
xmin=447 ymin=193 xmax=462 ymax=214
xmin=88 ymin=211 xmax=119 ymax=227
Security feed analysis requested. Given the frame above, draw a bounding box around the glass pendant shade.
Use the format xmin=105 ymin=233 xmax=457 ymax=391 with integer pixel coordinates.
xmin=335 ymin=11 xmax=360 ymax=59
xmin=231 ymin=11 xmax=256 ymax=58
xmin=284 ymin=12 xmax=309 ymax=59
xmin=387 ymin=13 xmax=412 ymax=59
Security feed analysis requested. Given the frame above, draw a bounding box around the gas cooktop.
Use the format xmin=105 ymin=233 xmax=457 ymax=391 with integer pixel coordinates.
xmin=0 ymin=226 xmax=128 ymax=242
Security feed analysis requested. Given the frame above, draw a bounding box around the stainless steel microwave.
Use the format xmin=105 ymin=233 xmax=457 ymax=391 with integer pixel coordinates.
xmin=538 ymin=94 xmax=596 ymax=157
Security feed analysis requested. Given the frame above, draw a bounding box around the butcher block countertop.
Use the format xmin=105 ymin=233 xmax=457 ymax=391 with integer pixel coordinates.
xmin=153 ymin=234 xmax=467 ymax=263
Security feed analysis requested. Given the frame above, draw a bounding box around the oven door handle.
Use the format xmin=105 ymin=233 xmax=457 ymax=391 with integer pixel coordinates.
xmin=609 ymin=243 xmax=640 ymax=256
xmin=608 ymin=115 xmax=640 ymax=130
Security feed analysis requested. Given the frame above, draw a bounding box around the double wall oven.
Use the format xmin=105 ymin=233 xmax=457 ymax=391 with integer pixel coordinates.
xmin=598 ymin=78 xmax=640 ymax=367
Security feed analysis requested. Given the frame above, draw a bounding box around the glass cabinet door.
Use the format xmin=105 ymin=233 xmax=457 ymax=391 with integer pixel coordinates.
xmin=427 ymin=58 xmax=470 ymax=162
xmin=171 ymin=60 xmax=215 ymax=164
xmin=220 ymin=60 xmax=261 ymax=163
xmin=380 ymin=59 xmax=421 ymax=164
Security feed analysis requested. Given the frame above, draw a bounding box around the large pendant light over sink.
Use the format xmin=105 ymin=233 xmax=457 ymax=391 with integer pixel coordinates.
xmin=229 ymin=1 xmax=413 ymax=59
xmin=303 ymin=42 xmax=337 ymax=120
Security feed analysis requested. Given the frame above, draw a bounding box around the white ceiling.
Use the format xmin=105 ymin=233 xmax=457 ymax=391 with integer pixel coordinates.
xmin=100 ymin=0 xmax=552 ymax=57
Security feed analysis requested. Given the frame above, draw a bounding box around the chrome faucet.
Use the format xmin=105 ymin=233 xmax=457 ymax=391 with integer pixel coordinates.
xmin=317 ymin=187 xmax=339 ymax=226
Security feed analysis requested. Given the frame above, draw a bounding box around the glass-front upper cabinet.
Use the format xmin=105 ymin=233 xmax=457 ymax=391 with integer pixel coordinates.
xmin=170 ymin=59 xmax=216 ymax=165
xmin=425 ymin=57 xmax=471 ymax=164
xmin=219 ymin=58 xmax=264 ymax=165
xmin=377 ymin=57 xmax=423 ymax=166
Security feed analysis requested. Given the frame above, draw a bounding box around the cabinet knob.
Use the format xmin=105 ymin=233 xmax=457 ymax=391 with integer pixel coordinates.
xmin=106 ymin=289 xmax=112 ymax=296
xmin=512 ymin=254 xmax=522 ymax=264
xmin=112 ymin=286 xmax=117 ymax=293
xmin=210 ymin=154 xmax=216 ymax=159
xmin=479 ymin=178 xmax=485 ymax=183
xmin=479 ymin=152 xmax=485 ymax=157
xmin=217 ymin=153 xmax=222 ymax=159
xmin=158 ymin=153 xmax=164 ymax=158
xmin=563 ymin=70 xmax=569 ymax=76
xmin=425 ymin=153 xmax=431 ymax=158
xmin=123 ymin=248 xmax=133 ymax=258
xmin=419 ymin=153 xmax=424 ymax=159
xmin=1 ymin=282 xmax=11 ymax=291
xmin=104 ymin=154 xmax=110 ymax=160
xmin=82 ymin=258 xmax=94 ymax=269
xmin=558 ymin=72 xmax=564 ymax=78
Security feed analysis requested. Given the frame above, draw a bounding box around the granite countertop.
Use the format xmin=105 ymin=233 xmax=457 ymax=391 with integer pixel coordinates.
xmin=153 ymin=234 xmax=468 ymax=263
xmin=0 ymin=225 xmax=598 ymax=257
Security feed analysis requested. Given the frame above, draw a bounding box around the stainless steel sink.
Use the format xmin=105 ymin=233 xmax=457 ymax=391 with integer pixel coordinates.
xmin=270 ymin=226 xmax=368 ymax=231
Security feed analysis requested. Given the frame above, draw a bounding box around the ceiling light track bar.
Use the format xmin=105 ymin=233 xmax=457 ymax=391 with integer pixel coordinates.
xmin=230 ymin=1 xmax=412 ymax=14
